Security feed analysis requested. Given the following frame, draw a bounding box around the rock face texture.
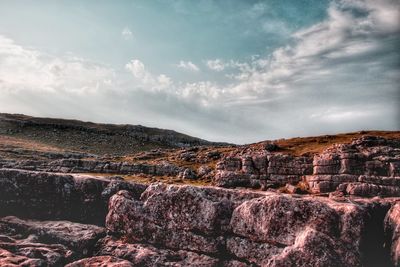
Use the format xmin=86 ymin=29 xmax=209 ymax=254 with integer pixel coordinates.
xmin=215 ymin=136 xmax=400 ymax=197
xmin=0 ymin=135 xmax=399 ymax=266
xmin=0 ymin=168 xmax=146 ymax=225
xmin=385 ymin=202 xmax=400 ymax=266
xmin=0 ymin=158 xmax=186 ymax=178
xmin=105 ymin=183 xmax=397 ymax=266
xmin=0 ymin=216 xmax=105 ymax=265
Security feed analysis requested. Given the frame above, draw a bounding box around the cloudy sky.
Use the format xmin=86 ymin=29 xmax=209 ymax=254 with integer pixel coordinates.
xmin=0 ymin=0 xmax=399 ymax=143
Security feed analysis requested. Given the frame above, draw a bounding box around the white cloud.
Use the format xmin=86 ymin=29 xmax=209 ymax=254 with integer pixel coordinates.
xmin=310 ymin=108 xmax=372 ymax=122
xmin=223 ymin=0 xmax=400 ymax=98
xmin=121 ymin=27 xmax=133 ymax=40
xmin=205 ymin=59 xmax=226 ymax=72
xmin=157 ymin=74 xmax=172 ymax=88
xmin=0 ymin=35 xmax=115 ymax=94
xmin=177 ymin=60 xmax=199 ymax=72
xmin=125 ymin=59 xmax=149 ymax=80
xmin=125 ymin=59 xmax=171 ymax=90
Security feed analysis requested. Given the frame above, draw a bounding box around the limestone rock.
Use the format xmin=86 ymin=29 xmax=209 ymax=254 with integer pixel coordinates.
xmin=0 ymin=216 xmax=105 ymax=259
xmin=385 ymin=202 xmax=400 ymax=266
xmin=97 ymin=236 xmax=219 ymax=267
xmin=66 ymin=256 xmax=134 ymax=267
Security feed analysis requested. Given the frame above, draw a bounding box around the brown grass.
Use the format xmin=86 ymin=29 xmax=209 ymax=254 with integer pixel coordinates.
xmin=252 ymin=131 xmax=400 ymax=156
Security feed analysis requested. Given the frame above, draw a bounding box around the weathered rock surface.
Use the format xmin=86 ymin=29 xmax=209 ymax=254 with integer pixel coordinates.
xmin=96 ymin=236 xmax=220 ymax=267
xmin=0 ymin=215 xmax=108 ymax=266
xmin=215 ymin=136 xmax=400 ymax=197
xmin=0 ymin=248 xmax=48 ymax=267
xmin=215 ymin=152 xmax=312 ymax=189
xmin=0 ymin=216 xmax=105 ymax=256
xmin=66 ymin=256 xmax=134 ymax=267
xmin=0 ymin=168 xmax=146 ymax=225
xmin=105 ymin=182 xmax=397 ymax=266
xmin=105 ymin=184 xmax=262 ymax=255
xmin=385 ymin=202 xmax=400 ymax=266
xmin=0 ymin=168 xmax=400 ymax=266
xmin=0 ymin=116 xmax=399 ymax=266
xmin=0 ymin=158 xmax=186 ymax=178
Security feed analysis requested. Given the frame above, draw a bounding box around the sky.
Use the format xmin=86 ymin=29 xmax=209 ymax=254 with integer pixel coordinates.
xmin=0 ymin=0 xmax=399 ymax=143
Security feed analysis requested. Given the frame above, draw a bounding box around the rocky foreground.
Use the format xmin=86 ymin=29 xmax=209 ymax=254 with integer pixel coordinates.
xmin=0 ymin=167 xmax=399 ymax=266
xmin=0 ymin=125 xmax=399 ymax=266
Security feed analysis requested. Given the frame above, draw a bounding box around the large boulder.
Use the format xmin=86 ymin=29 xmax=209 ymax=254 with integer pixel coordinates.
xmin=0 ymin=169 xmax=109 ymax=224
xmin=0 ymin=169 xmax=145 ymax=225
xmin=230 ymin=195 xmax=340 ymax=245
xmin=105 ymin=183 xmax=388 ymax=266
xmin=106 ymin=184 xmax=262 ymax=254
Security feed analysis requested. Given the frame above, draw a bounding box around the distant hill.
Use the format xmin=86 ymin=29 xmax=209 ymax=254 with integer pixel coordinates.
xmin=0 ymin=113 xmax=226 ymax=156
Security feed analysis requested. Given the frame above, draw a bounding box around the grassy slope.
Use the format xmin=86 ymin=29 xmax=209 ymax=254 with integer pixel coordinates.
xmin=251 ymin=131 xmax=400 ymax=156
xmin=0 ymin=113 xmax=218 ymax=156
xmin=0 ymin=113 xmax=398 ymax=161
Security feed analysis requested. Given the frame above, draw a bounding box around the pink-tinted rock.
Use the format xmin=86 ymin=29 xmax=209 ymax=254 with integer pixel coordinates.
xmin=344 ymin=183 xmax=400 ymax=197
xmin=0 ymin=169 xmax=109 ymax=224
xmin=269 ymin=174 xmax=300 ymax=186
xmin=214 ymin=171 xmax=252 ymax=188
xmin=385 ymin=202 xmax=400 ymax=266
xmin=390 ymin=162 xmax=400 ymax=177
xmin=0 ymin=248 xmax=46 ymax=267
xmin=0 ymin=169 xmax=146 ymax=225
xmin=106 ymin=185 xmax=262 ymax=254
xmin=313 ymin=153 xmax=341 ymax=175
xmin=0 ymin=219 xmax=75 ymax=266
xmin=226 ymin=237 xmax=282 ymax=265
xmin=230 ymin=195 xmax=340 ymax=245
xmin=97 ymin=236 xmax=219 ymax=267
xmin=215 ymin=137 xmax=399 ymax=194
xmin=267 ymin=228 xmax=352 ymax=267
xmin=65 ymin=256 xmax=134 ymax=267
xmin=222 ymin=260 xmax=250 ymax=267
xmin=0 ymin=216 xmax=105 ymax=256
xmin=366 ymin=160 xmax=390 ymax=176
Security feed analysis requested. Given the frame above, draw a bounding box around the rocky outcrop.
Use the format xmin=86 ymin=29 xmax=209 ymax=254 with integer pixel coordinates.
xmin=215 ymin=152 xmax=314 ymax=189
xmin=215 ymin=136 xmax=400 ymax=197
xmin=95 ymin=236 xmax=221 ymax=267
xmin=105 ymin=182 xmax=397 ymax=266
xmin=0 ymin=166 xmax=398 ymax=266
xmin=0 ymin=216 xmax=106 ymax=266
xmin=385 ymin=202 xmax=400 ymax=266
xmin=307 ymin=137 xmax=400 ymax=197
xmin=0 ymin=169 xmax=146 ymax=225
xmin=0 ymin=158 xmax=186 ymax=178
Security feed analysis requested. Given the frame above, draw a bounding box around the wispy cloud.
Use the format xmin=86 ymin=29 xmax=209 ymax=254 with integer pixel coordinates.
xmin=121 ymin=27 xmax=133 ymax=40
xmin=125 ymin=59 xmax=171 ymax=90
xmin=0 ymin=35 xmax=115 ymax=94
xmin=205 ymin=59 xmax=226 ymax=72
xmin=177 ymin=60 xmax=199 ymax=72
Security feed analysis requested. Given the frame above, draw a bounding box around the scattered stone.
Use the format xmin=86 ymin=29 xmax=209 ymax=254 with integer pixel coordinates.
xmin=178 ymin=168 xmax=197 ymax=180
